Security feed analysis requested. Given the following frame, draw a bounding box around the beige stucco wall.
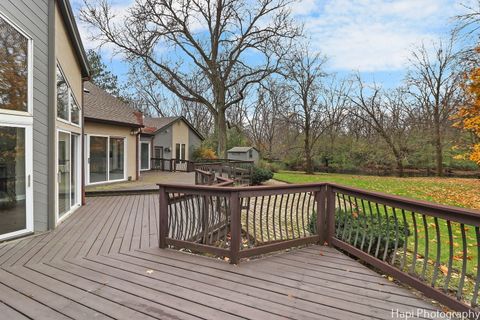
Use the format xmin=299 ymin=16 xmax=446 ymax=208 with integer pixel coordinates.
xmin=84 ymin=122 xmax=138 ymax=183
xmin=55 ymin=2 xmax=82 ymax=104
xmin=171 ymin=120 xmax=190 ymax=160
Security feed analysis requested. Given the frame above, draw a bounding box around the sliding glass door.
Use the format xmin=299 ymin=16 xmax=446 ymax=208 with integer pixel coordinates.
xmin=57 ymin=131 xmax=80 ymax=220
xmin=0 ymin=124 xmax=33 ymax=240
xmin=89 ymin=136 xmax=108 ymax=183
xmin=88 ymin=135 xmax=125 ymax=184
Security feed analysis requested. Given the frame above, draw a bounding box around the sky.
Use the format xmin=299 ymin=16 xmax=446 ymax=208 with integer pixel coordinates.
xmin=72 ymin=0 xmax=474 ymax=88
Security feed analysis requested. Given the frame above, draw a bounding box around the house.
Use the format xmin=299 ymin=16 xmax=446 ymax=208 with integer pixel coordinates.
xmin=83 ymin=82 xmax=144 ymax=186
xmin=140 ymin=116 xmax=204 ymax=170
xmin=227 ymin=147 xmax=260 ymax=164
xmin=0 ymin=0 xmax=89 ymax=240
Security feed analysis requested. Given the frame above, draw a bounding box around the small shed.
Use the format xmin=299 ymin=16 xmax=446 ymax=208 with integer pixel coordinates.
xmin=227 ymin=147 xmax=260 ymax=164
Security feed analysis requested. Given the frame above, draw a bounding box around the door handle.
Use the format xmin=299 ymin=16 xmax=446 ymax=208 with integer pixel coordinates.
xmin=27 ymin=174 xmax=31 ymax=187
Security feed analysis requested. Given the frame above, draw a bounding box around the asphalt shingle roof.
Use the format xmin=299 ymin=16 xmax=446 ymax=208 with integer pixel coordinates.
xmin=84 ymin=81 xmax=142 ymax=127
xmin=142 ymin=117 xmax=180 ymax=133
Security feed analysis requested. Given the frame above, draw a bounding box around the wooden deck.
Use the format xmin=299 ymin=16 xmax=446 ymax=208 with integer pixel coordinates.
xmin=0 ymin=194 xmax=443 ymax=320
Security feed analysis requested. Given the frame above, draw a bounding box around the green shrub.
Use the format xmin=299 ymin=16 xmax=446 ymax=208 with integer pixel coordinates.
xmin=251 ymin=167 xmax=274 ymax=185
xmin=309 ymin=209 xmax=410 ymax=258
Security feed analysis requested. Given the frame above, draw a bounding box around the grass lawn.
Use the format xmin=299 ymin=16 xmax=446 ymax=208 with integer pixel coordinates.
xmin=274 ymin=171 xmax=480 ymax=210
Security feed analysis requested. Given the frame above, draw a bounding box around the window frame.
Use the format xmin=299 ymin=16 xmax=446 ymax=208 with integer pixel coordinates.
xmin=0 ymin=11 xmax=34 ymax=117
xmin=56 ymin=64 xmax=81 ymax=127
xmin=139 ymin=141 xmax=151 ymax=171
xmin=86 ymin=134 xmax=127 ymax=185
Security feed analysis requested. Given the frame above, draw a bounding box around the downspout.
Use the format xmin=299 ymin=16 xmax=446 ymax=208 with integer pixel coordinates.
xmin=81 ymin=81 xmax=86 ymax=205
xmin=136 ymin=133 xmax=140 ymax=180
xmin=47 ymin=0 xmax=56 ymax=230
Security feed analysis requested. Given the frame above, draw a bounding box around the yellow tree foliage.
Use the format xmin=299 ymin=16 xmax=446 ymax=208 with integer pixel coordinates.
xmin=456 ymin=53 xmax=480 ymax=165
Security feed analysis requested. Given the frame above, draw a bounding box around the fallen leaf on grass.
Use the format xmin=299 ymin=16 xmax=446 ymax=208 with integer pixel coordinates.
xmin=440 ymin=266 xmax=449 ymax=275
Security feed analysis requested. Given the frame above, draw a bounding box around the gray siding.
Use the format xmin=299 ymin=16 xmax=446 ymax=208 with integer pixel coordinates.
xmin=0 ymin=0 xmax=50 ymax=231
xmin=188 ymin=127 xmax=202 ymax=159
xmin=152 ymin=129 xmax=173 ymax=159
xmin=227 ymin=150 xmax=260 ymax=164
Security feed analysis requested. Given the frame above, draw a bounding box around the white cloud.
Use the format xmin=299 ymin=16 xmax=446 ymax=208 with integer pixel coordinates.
xmin=297 ymin=0 xmax=463 ymax=72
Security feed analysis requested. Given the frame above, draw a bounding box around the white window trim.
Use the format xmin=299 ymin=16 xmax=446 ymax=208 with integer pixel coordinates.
xmin=56 ymin=130 xmax=81 ymax=225
xmin=86 ymin=134 xmax=128 ymax=185
xmin=0 ymin=11 xmax=34 ymax=241
xmin=0 ymin=123 xmax=34 ymax=241
xmin=56 ymin=64 xmax=81 ymax=127
xmin=139 ymin=141 xmax=151 ymax=171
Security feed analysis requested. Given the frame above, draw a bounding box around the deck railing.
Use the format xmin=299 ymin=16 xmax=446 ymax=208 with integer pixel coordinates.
xmin=193 ymin=160 xmax=253 ymax=185
xmin=158 ymin=182 xmax=480 ymax=314
xmin=151 ymin=158 xmax=194 ymax=172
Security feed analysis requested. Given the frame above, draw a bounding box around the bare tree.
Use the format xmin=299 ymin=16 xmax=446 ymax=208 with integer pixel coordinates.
xmin=80 ymin=0 xmax=302 ymax=157
xmin=350 ymin=76 xmax=413 ymax=177
xmin=406 ymin=36 xmax=463 ymax=176
xmin=244 ymin=78 xmax=289 ymax=159
xmin=127 ymin=66 xmax=214 ymax=137
xmin=318 ymin=76 xmax=351 ymax=166
xmin=283 ymin=46 xmax=327 ymax=174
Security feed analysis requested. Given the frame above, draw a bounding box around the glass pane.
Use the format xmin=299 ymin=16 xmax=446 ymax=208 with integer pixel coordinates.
xmin=58 ymin=132 xmax=70 ymax=218
xmin=154 ymin=146 xmax=162 ymax=158
xmin=0 ymin=126 xmax=26 ymax=235
xmin=71 ymin=135 xmax=77 ymax=206
xmin=0 ymin=17 xmax=28 ymax=112
xmin=109 ymin=138 xmax=124 ymax=180
xmin=71 ymin=93 xmax=79 ymax=125
xmin=141 ymin=143 xmax=149 ymax=170
xmin=90 ymin=136 xmax=108 ymax=183
xmin=181 ymin=144 xmax=186 ymax=160
xmin=175 ymin=143 xmax=180 ymax=159
xmin=56 ymin=68 xmax=69 ymax=120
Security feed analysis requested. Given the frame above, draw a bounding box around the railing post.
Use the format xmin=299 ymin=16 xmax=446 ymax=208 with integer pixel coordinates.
xmin=229 ymin=191 xmax=241 ymax=264
xmin=159 ymin=186 xmax=168 ymax=249
xmin=325 ymin=184 xmax=335 ymax=246
xmin=316 ymin=185 xmax=327 ymax=245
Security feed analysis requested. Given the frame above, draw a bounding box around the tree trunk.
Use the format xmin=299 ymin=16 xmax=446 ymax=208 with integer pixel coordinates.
xmin=217 ymin=108 xmax=228 ymax=158
xmin=304 ymin=130 xmax=313 ymax=174
xmin=396 ymin=157 xmax=404 ymax=177
xmin=434 ymin=125 xmax=443 ymax=177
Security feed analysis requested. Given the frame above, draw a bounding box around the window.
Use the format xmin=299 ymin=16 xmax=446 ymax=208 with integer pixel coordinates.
xmin=56 ymin=69 xmax=69 ymax=120
xmin=0 ymin=14 xmax=34 ymax=240
xmin=175 ymin=143 xmax=186 ymax=160
xmin=154 ymin=146 xmax=163 ymax=158
xmin=56 ymin=66 xmax=80 ymax=125
xmin=140 ymin=142 xmax=150 ymax=171
xmin=70 ymin=92 xmax=80 ymax=125
xmin=249 ymin=149 xmax=253 ymax=158
xmin=0 ymin=15 xmax=29 ymax=112
xmin=175 ymin=143 xmax=180 ymax=159
xmin=89 ymin=136 xmax=126 ymax=183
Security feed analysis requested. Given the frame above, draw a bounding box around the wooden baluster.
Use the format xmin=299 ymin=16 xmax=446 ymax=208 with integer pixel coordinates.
xmin=230 ymin=191 xmax=241 ymax=264
xmin=159 ymin=186 xmax=168 ymax=249
xmin=326 ymin=185 xmax=336 ymax=246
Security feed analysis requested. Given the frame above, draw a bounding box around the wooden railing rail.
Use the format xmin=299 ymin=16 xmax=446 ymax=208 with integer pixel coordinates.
xmin=158 ymin=182 xmax=480 ymax=313
xmin=327 ymin=183 xmax=480 ymax=315
xmin=194 ymin=169 xmax=215 ymax=185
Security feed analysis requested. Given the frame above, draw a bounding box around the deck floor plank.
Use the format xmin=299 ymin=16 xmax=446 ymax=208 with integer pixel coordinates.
xmin=0 ymin=194 xmax=442 ymax=320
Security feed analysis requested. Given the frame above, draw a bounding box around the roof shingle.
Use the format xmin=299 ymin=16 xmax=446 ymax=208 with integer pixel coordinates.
xmin=84 ymin=81 xmax=142 ymax=127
